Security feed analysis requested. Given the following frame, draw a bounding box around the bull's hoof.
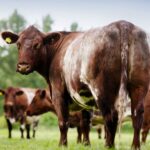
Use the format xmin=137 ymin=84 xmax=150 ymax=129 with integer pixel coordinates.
xmin=58 ymin=141 xmax=67 ymax=147
xmin=77 ymin=139 xmax=81 ymax=143
xmin=105 ymin=143 xmax=115 ymax=149
xmin=26 ymin=136 xmax=30 ymax=139
xmin=82 ymin=140 xmax=90 ymax=146
xmin=131 ymin=145 xmax=140 ymax=150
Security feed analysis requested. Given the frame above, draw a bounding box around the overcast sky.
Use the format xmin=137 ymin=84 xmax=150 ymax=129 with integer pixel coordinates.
xmin=0 ymin=0 xmax=150 ymax=32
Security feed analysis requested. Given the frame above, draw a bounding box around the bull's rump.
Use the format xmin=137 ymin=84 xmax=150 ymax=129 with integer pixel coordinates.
xmin=63 ymin=20 xmax=150 ymax=109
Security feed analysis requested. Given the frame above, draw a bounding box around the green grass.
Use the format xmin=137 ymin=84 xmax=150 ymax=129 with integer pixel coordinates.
xmin=0 ymin=123 xmax=150 ymax=150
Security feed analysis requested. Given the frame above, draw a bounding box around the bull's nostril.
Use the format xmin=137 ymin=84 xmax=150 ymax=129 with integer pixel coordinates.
xmin=26 ymin=65 xmax=30 ymax=70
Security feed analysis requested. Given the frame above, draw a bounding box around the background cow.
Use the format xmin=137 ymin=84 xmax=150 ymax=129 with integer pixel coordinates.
xmin=1 ymin=20 xmax=150 ymax=150
xmin=27 ymin=89 xmax=91 ymax=145
xmin=0 ymin=87 xmax=39 ymax=139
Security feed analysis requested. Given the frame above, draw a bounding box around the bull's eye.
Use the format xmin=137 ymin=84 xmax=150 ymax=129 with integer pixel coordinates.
xmin=17 ymin=43 xmax=21 ymax=49
xmin=33 ymin=43 xmax=41 ymax=50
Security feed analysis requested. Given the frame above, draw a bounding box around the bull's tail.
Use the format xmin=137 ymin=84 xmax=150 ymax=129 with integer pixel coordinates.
xmin=115 ymin=22 xmax=130 ymax=140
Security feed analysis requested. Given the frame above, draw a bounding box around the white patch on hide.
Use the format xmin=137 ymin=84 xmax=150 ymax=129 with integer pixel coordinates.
xmin=20 ymin=124 xmax=25 ymax=130
xmin=26 ymin=116 xmax=40 ymax=124
xmin=21 ymin=88 xmax=35 ymax=105
xmin=9 ymin=118 xmax=16 ymax=124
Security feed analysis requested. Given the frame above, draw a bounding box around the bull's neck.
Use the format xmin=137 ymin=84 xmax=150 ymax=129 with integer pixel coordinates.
xmin=36 ymin=31 xmax=82 ymax=82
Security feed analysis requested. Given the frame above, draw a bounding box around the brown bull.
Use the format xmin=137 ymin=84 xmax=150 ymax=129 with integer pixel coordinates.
xmin=1 ymin=20 xmax=150 ymax=149
xmin=0 ymin=87 xmax=39 ymax=139
xmin=26 ymin=89 xmax=91 ymax=145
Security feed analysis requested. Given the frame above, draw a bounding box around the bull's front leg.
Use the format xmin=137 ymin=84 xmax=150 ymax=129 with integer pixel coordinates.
xmin=53 ymin=95 xmax=69 ymax=146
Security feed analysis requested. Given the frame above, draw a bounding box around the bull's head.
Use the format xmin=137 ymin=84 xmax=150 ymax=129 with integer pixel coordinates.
xmin=1 ymin=26 xmax=61 ymax=75
xmin=0 ymin=87 xmax=24 ymax=123
xmin=27 ymin=89 xmax=53 ymax=116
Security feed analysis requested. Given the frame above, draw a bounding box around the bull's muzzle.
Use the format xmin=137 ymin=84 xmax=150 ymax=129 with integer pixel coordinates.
xmin=17 ymin=63 xmax=31 ymax=74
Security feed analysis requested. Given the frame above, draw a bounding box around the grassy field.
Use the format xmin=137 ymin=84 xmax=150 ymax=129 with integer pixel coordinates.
xmin=0 ymin=123 xmax=150 ymax=150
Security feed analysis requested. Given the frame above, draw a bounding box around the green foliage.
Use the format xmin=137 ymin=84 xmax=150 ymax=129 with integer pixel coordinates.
xmin=0 ymin=97 xmax=4 ymax=115
xmin=0 ymin=115 xmax=6 ymax=128
xmin=39 ymin=112 xmax=57 ymax=127
xmin=42 ymin=15 xmax=53 ymax=32
xmin=8 ymin=9 xmax=26 ymax=33
xmin=0 ymin=19 xmax=8 ymax=31
xmin=121 ymin=122 xmax=133 ymax=133
xmin=0 ymin=9 xmax=26 ymax=33
xmin=70 ymin=22 xmax=78 ymax=31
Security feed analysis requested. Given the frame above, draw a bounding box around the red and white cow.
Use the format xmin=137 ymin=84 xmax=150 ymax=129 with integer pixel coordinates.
xmin=0 ymin=87 xmax=39 ymax=139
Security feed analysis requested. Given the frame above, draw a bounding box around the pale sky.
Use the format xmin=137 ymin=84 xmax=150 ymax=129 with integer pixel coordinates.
xmin=0 ymin=0 xmax=150 ymax=32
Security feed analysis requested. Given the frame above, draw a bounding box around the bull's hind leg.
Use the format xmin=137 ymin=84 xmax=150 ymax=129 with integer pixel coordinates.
xmin=91 ymin=74 xmax=119 ymax=147
xmin=142 ymin=128 xmax=149 ymax=143
xmin=103 ymin=107 xmax=118 ymax=148
xmin=97 ymin=95 xmax=118 ymax=148
xmin=128 ymin=85 xmax=148 ymax=150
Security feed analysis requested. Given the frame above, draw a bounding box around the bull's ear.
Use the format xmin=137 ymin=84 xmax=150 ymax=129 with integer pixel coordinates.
xmin=0 ymin=89 xmax=5 ymax=95
xmin=16 ymin=90 xmax=24 ymax=96
xmin=43 ymin=32 xmax=61 ymax=45
xmin=40 ymin=90 xmax=46 ymax=99
xmin=1 ymin=31 xmax=19 ymax=44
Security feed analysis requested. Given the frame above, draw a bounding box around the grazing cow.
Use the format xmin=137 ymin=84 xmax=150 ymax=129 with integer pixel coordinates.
xmin=27 ymin=89 xmax=91 ymax=145
xmin=1 ymin=20 xmax=150 ymax=149
xmin=0 ymin=87 xmax=39 ymax=139
xmin=142 ymin=89 xmax=150 ymax=143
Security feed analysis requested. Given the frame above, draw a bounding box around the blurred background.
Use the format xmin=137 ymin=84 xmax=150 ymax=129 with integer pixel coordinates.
xmin=0 ymin=0 xmax=149 ymax=140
